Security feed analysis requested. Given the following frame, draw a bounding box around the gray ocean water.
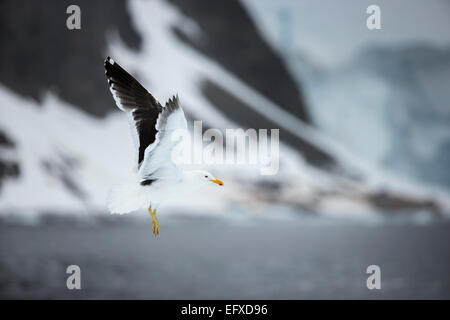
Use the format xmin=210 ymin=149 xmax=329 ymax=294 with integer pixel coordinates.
xmin=1 ymin=215 xmax=449 ymax=299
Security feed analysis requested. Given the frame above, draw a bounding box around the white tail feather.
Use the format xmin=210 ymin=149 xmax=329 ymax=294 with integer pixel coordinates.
xmin=107 ymin=182 xmax=148 ymax=214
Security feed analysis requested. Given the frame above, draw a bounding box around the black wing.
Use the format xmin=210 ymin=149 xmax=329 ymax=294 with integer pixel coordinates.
xmin=104 ymin=56 xmax=163 ymax=168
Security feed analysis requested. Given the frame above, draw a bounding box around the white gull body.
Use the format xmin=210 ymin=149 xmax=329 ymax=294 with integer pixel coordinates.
xmin=104 ymin=57 xmax=223 ymax=220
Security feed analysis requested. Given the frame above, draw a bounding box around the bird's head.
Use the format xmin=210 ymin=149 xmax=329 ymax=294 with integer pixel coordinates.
xmin=187 ymin=170 xmax=224 ymax=187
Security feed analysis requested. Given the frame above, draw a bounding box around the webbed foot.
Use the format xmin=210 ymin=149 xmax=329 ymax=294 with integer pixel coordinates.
xmin=148 ymin=206 xmax=160 ymax=238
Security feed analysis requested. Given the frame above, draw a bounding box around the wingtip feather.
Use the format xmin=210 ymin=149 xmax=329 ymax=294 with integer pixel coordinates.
xmin=104 ymin=56 xmax=115 ymax=66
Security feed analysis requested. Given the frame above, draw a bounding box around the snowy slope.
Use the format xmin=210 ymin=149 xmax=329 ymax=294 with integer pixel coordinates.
xmin=0 ymin=0 xmax=449 ymax=219
xmin=108 ymin=0 xmax=450 ymax=215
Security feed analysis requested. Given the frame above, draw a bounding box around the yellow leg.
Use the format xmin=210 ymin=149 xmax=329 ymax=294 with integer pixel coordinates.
xmin=148 ymin=206 xmax=160 ymax=238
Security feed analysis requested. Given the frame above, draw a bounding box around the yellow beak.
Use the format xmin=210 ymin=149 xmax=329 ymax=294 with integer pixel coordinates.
xmin=210 ymin=179 xmax=224 ymax=186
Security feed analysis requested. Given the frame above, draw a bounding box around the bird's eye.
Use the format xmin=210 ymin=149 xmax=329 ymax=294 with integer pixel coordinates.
xmin=205 ymin=175 xmax=208 ymax=178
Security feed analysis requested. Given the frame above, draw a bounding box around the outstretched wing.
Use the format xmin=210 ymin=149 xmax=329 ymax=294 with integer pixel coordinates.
xmin=139 ymin=95 xmax=187 ymax=180
xmin=104 ymin=57 xmax=187 ymax=181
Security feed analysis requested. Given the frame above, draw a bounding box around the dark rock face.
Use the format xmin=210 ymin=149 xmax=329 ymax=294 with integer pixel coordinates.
xmin=168 ymin=0 xmax=335 ymax=168
xmin=202 ymin=79 xmax=334 ymax=167
xmin=0 ymin=0 xmax=141 ymax=117
xmin=169 ymin=0 xmax=310 ymax=123
xmin=0 ymin=130 xmax=19 ymax=191
xmin=0 ymin=130 xmax=14 ymax=148
xmin=0 ymin=161 xmax=20 ymax=191
xmin=0 ymin=0 xmax=308 ymax=122
xmin=0 ymin=0 xmax=336 ymax=175
xmin=41 ymin=154 xmax=86 ymax=201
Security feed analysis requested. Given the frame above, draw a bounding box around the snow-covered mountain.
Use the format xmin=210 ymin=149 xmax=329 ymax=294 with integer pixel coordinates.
xmin=0 ymin=0 xmax=448 ymax=218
